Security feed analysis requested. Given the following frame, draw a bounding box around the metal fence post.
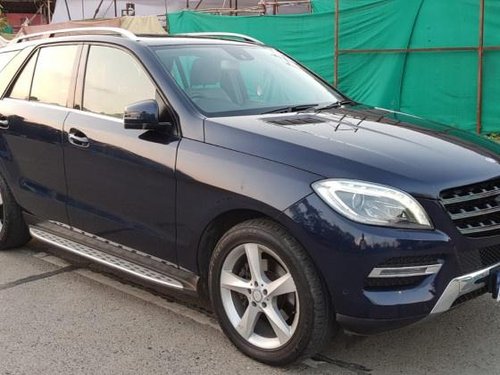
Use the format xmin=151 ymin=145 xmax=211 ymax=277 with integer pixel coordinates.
xmin=476 ymin=0 xmax=485 ymax=134
xmin=334 ymin=0 xmax=339 ymax=86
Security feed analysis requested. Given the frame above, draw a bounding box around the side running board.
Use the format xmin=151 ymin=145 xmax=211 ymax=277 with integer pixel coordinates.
xmin=30 ymin=226 xmax=184 ymax=290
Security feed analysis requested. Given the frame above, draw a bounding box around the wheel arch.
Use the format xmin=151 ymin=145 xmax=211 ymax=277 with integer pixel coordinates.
xmin=196 ymin=208 xmax=269 ymax=297
xmin=194 ymin=205 xmax=332 ymax=305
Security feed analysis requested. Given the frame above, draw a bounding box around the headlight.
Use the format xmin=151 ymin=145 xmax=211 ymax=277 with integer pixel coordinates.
xmin=312 ymin=179 xmax=433 ymax=229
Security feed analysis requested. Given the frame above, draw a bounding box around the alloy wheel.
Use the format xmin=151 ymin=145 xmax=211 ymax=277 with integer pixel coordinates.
xmin=219 ymin=243 xmax=300 ymax=349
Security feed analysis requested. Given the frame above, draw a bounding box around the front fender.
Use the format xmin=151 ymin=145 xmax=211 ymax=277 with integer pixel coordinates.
xmin=175 ymin=138 xmax=321 ymax=271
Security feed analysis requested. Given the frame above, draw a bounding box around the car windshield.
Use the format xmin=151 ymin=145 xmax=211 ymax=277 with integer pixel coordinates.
xmin=153 ymin=44 xmax=342 ymax=117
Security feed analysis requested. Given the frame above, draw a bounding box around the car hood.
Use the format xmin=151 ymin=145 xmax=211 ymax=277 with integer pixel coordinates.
xmin=204 ymin=105 xmax=500 ymax=199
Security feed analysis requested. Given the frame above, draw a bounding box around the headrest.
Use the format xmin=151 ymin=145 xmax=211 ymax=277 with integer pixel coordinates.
xmin=190 ymin=57 xmax=222 ymax=86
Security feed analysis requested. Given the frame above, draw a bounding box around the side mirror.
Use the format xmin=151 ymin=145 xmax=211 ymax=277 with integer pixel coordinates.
xmin=124 ymin=100 xmax=163 ymax=130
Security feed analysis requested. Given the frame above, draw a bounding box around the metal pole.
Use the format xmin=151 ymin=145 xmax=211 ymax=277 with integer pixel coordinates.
xmin=476 ymin=0 xmax=485 ymax=134
xmin=194 ymin=0 xmax=204 ymax=10
xmin=93 ymin=0 xmax=105 ymax=19
xmin=64 ymin=0 xmax=72 ymax=20
xmin=339 ymin=47 xmax=478 ymax=54
xmin=334 ymin=0 xmax=339 ymax=86
xmin=47 ymin=0 xmax=51 ymax=22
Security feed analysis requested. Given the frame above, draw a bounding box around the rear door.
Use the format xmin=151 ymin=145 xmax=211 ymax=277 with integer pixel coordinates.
xmin=0 ymin=44 xmax=80 ymax=223
xmin=63 ymin=44 xmax=179 ymax=264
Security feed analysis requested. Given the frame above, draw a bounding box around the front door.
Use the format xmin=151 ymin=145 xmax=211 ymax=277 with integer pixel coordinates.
xmin=63 ymin=44 xmax=179 ymax=264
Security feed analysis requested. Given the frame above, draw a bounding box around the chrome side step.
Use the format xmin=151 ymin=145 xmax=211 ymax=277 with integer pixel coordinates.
xmin=30 ymin=226 xmax=184 ymax=290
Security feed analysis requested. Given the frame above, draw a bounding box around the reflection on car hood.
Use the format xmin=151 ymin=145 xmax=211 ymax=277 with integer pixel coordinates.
xmin=204 ymin=105 xmax=500 ymax=198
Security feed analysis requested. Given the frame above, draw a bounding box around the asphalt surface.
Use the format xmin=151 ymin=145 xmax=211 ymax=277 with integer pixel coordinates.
xmin=1 ymin=240 xmax=500 ymax=375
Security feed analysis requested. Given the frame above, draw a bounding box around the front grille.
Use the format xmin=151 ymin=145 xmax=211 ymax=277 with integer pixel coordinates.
xmin=440 ymin=178 xmax=500 ymax=238
xmin=458 ymin=249 xmax=483 ymax=273
xmin=457 ymin=245 xmax=500 ymax=274
xmin=479 ymin=244 xmax=500 ymax=268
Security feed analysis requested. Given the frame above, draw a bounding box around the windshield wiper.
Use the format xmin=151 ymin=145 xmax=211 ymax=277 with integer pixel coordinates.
xmin=312 ymin=99 xmax=356 ymax=112
xmin=261 ymin=104 xmax=319 ymax=114
xmin=261 ymin=100 xmax=355 ymax=115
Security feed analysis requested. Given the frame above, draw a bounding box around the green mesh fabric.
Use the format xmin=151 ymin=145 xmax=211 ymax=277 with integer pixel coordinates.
xmin=168 ymin=1 xmax=500 ymax=134
xmin=167 ymin=11 xmax=335 ymax=83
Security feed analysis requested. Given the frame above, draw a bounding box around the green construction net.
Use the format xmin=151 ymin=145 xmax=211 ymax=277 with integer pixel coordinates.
xmin=168 ymin=0 xmax=500 ymax=134
xmin=168 ymin=11 xmax=335 ymax=82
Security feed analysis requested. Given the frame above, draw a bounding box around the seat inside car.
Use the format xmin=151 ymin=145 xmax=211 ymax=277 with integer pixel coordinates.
xmin=189 ymin=57 xmax=232 ymax=102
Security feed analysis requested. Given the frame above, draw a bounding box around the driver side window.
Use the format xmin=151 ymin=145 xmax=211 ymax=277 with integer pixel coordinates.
xmin=83 ymin=46 xmax=156 ymax=118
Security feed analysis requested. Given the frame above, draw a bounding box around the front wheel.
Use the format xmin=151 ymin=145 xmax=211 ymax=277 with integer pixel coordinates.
xmin=209 ymin=219 xmax=333 ymax=366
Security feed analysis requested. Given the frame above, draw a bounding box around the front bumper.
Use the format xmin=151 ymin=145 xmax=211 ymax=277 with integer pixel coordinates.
xmin=431 ymin=261 xmax=500 ymax=314
xmin=337 ymin=261 xmax=500 ymax=334
xmin=281 ymin=194 xmax=500 ymax=334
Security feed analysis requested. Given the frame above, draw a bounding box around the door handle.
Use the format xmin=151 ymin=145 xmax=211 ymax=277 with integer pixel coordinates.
xmin=68 ymin=128 xmax=90 ymax=148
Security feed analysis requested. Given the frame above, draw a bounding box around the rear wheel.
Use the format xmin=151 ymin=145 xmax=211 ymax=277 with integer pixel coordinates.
xmin=209 ymin=219 xmax=333 ymax=365
xmin=0 ymin=173 xmax=30 ymax=250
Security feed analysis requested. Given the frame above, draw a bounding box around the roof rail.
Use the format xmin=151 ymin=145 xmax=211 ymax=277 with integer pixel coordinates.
xmin=11 ymin=27 xmax=137 ymax=44
xmin=175 ymin=32 xmax=264 ymax=45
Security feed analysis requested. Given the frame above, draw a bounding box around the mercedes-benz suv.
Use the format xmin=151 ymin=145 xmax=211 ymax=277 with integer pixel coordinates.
xmin=0 ymin=28 xmax=498 ymax=365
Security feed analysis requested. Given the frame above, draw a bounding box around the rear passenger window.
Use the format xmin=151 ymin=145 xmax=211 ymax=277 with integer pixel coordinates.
xmin=30 ymin=45 xmax=78 ymax=106
xmin=83 ymin=46 xmax=156 ymax=118
xmin=9 ymin=51 xmax=37 ymax=100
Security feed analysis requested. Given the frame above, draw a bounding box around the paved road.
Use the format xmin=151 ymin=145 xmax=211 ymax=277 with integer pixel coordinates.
xmin=1 ymin=240 xmax=499 ymax=375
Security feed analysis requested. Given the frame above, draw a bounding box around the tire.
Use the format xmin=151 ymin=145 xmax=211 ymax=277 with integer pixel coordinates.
xmin=209 ymin=218 xmax=333 ymax=366
xmin=0 ymin=173 xmax=30 ymax=250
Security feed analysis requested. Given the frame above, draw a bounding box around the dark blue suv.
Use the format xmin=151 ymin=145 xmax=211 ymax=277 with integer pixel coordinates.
xmin=0 ymin=28 xmax=499 ymax=365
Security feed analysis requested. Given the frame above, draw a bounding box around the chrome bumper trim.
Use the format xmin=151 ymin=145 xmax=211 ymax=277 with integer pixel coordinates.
xmin=431 ymin=262 xmax=500 ymax=314
xmin=368 ymin=264 xmax=442 ymax=278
